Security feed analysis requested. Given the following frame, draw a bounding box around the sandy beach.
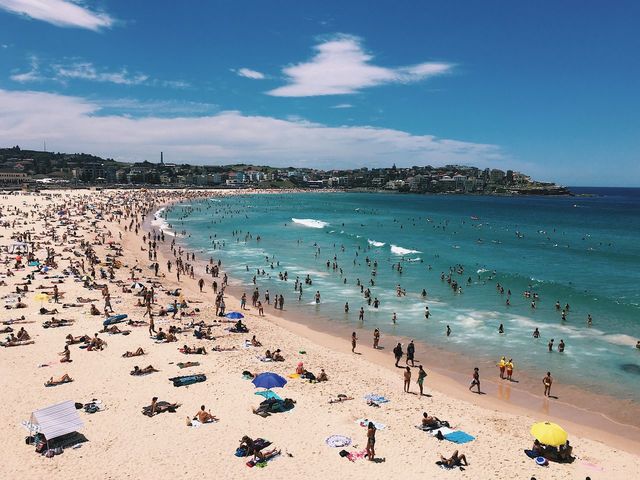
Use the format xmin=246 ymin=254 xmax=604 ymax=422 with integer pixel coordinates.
xmin=1 ymin=188 xmax=638 ymax=480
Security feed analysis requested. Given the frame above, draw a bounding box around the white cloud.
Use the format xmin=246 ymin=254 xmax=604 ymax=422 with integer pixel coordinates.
xmin=10 ymin=56 xmax=186 ymax=88
xmin=331 ymin=103 xmax=353 ymax=109
xmin=9 ymin=55 xmax=41 ymax=82
xmin=0 ymin=89 xmax=508 ymax=171
xmin=0 ymin=0 xmax=114 ymax=31
xmin=268 ymin=34 xmax=452 ymax=97
xmin=236 ymin=68 xmax=265 ymax=80
xmin=53 ymin=62 xmax=148 ymax=85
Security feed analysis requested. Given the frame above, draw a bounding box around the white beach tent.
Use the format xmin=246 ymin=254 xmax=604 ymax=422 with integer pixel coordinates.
xmin=28 ymin=400 xmax=84 ymax=441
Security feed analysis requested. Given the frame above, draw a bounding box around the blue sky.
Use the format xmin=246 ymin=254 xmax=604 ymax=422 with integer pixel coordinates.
xmin=0 ymin=1 xmax=638 ymax=186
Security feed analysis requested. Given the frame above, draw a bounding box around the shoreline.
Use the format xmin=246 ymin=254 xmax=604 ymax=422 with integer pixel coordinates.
xmin=149 ymin=190 xmax=640 ymax=451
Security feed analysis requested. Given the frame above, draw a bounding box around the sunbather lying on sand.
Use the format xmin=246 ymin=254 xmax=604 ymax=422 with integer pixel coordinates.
xmin=440 ymin=450 xmax=468 ymax=467
xmin=252 ymin=398 xmax=296 ymax=417
xmin=45 ymin=374 xmax=73 ymax=386
xmin=238 ymin=436 xmax=272 ymax=457
xmin=122 ymin=347 xmax=145 ymax=357
xmin=212 ymin=345 xmax=237 ymax=352
xmin=39 ymin=307 xmax=59 ymax=315
xmin=66 ymin=333 xmax=90 ymax=344
xmin=328 ymin=394 xmax=354 ymax=404
xmin=180 ymin=345 xmax=207 ymax=355
xmin=131 ymin=365 xmax=158 ymax=376
xmin=143 ymin=397 xmax=180 ymax=417
xmin=193 ymin=405 xmax=218 ymax=423
xmin=76 ymin=297 xmax=99 ymax=303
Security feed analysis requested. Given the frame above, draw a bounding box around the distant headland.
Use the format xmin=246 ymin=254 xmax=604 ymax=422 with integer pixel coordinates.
xmin=0 ymin=146 xmax=570 ymax=195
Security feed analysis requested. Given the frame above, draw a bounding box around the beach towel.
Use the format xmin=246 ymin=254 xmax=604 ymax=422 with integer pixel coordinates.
xmin=347 ymin=450 xmax=368 ymax=462
xmin=287 ymin=373 xmax=300 ymax=379
xmin=435 ymin=460 xmax=465 ymax=471
xmin=169 ymin=374 xmax=206 ymax=387
xmin=255 ymin=390 xmax=282 ymax=401
xmin=428 ymin=426 xmax=455 ymax=437
xmin=356 ymin=418 xmax=386 ymax=430
xmin=325 ymin=435 xmax=351 ymax=448
xmin=364 ymin=394 xmax=389 ymax=404
xmin=444 ymin=430 xmax=475 ymax=444
xmin=189 ymin=419 xmax=217 ymax=428
xmin=257 ymin=356 xmax=273 ymax=362
xmin=246 ymin=452 xmax=280 ymax=468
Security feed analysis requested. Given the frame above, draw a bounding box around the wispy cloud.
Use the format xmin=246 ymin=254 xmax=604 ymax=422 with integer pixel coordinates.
xmin=96 ymin=97 xmax=217 ymax=117
xmin=10 ymin=56 xmax=187 ymax=88
xmin=0 ymin=0 xmax=114 ymax=31
xmin=268 ymin=34 xmax=452 ymax=97
xmin=0 ymin=88 xmax=508 ymax=171
xmin=53 ymin=62 xmax=148 ymax=85
xmin=331 ymin=103 xmax=353 ymax=109
xmin=9 ymin=54 xmax=42 ymax=82
xmin=236 ymin=68 xmax=265 ymax=79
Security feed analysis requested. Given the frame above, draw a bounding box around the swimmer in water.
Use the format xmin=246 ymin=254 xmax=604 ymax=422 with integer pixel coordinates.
xmin=533 ymin=328 xmax=540 ymax=338
xmin=558 ymin=339 xmax=565 ymax=353
xmin=587 ymin=314 xmax=593 ymax=327
xmin=392 ymin=312 xmax=397 ymax=324
xmin=446 ymin=325 xmax=451 ymax=337
xmin=498 ymin=324 xmax=504 ymax=334
xmin=548 ymin=339 xmax=554 ymax=352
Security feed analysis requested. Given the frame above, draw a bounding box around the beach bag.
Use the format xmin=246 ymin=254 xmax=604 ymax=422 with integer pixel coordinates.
xmin=35 ymin=441 xmax=46 ymax=453
xmin=339 ymin=450 xmax=349 ymax=457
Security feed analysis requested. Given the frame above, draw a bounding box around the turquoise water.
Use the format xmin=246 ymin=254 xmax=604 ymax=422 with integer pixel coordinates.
xmin=158 ymin=189 xmax=640 ymax=401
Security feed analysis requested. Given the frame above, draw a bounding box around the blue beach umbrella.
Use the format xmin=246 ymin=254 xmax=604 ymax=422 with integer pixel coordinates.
xmin=225 ymin=311 xmax=244 ymax=319
xmin=252 ymin=372 xmax=287 ymax=390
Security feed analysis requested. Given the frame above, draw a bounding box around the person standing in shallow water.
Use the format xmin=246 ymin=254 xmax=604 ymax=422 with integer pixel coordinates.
xmin=543 ymin=372 xmax=553 ymax=397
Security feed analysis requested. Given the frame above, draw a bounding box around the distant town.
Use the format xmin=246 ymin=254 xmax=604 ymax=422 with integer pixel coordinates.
xmin=0 ymin=146 xmax=570 ymax=195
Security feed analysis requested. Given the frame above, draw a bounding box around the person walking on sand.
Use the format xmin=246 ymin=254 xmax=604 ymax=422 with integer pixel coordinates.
xmin=406 ymin=340 xmax=415 ymax=366
xmin=351 ymin=332 xmax=358 ymax=353
xmin=373 ymin=328 xmax=380 ymax=349
xmin=469 ymin=367 xmax=481 ymax=393
xmin=404 ymin=366 xmax=412 ymax=393
xmin=366 ymin=422 xmax=376 ymax=461
xmin=543 ymin=372 xmax=553 ymax=397
xmin=417 ymin=365 xmax=427 ymax=396
xmin=393 ymin=342 xmax=403 ymax=367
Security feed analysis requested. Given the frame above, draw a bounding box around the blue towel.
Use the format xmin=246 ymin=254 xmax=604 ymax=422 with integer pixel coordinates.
xmin=255 ymin=390 xmax=282 ymax=401
xmin=364 ymin=394 xmax=390 ymax=404
xmin=444 ymin=430 xmax=475 ymax=444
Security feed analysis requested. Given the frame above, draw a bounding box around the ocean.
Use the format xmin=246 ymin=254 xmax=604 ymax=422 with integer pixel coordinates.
xmin=156 ymin=188 xmax=640 ymax=402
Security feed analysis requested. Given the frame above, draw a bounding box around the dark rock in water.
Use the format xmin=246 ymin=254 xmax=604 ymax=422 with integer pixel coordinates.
xmin=620 ymin=364 xmax=640 ymax=375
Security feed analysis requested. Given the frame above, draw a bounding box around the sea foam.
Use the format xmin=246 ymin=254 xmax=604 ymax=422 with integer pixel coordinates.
xmin=368 ymin=239 xmax=386 ymax=247
xmin=291 ymin=218 xmax=329 ymax=229
xmin=390 ymin=244 xmax=421 ymax=255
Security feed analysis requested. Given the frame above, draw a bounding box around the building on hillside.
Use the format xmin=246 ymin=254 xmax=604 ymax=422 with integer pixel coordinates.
xmin=0 ymin=170 xmax=29 ymax=184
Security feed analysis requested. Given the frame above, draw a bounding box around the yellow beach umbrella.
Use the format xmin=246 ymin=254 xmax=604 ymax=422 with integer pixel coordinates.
xmin=34 ymin=292 xmax=49 ymax=306
xmin=530 ymin=421 xmax=568 ymax=447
